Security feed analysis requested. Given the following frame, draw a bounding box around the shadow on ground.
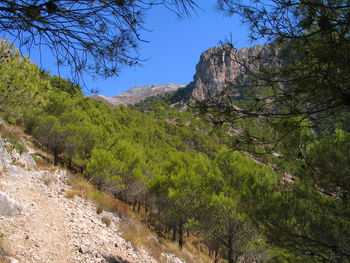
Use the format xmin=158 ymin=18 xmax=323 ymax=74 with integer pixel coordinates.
xmin=103 ymin=255 xmax=131 ymax=263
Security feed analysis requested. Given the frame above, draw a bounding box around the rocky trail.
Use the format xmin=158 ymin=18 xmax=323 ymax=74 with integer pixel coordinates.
xmin=0 ymin=134 xmax=183 ymax=263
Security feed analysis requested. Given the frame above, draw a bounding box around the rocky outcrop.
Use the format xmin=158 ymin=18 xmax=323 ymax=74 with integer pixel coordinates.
xmin=0 ymin=135 xmax=12 ymax=172
xmin=0 ymin=134 xmax=35 ymax=171
xmin=91 ymin=83 xmax=184 ymax=107
xmin=187 ymin=44 xmax=275 ymax=101
xmin=0 ymin=191 xmax=23 ymax=216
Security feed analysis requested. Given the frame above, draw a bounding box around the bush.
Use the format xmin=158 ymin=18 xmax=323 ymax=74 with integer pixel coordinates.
xmin=96 ymin=205 xmax=103 ymax=214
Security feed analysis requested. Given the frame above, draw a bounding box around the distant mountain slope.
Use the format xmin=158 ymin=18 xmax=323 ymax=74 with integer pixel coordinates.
xmin=90 ymin=83 xmax=184 ymax=107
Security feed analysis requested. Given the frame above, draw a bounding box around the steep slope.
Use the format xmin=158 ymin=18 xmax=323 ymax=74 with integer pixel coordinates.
xmin=91 ymin=83 xmax=184 ymax=107
xmin=0 ymin=133 xmax=184 ymax=263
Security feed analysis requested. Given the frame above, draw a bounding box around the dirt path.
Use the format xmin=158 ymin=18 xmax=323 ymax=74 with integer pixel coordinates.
xmin=0 ymin=168 xmax=71 ymax=262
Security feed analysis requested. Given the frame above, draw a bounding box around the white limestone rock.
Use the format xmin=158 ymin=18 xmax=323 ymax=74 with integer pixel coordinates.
xmin=0 ymin=190 xmax=23 ymax=216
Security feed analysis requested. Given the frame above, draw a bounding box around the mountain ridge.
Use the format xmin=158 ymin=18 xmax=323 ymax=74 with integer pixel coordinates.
xmin=90 ymin=83 xmax=184 ymax=107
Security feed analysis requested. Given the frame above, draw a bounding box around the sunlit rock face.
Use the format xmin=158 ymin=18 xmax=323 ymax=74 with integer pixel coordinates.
xmin=90 ymin=83 xmax=184 ymax=107
xmin=188 ymin=44 xmax=275 ymax=101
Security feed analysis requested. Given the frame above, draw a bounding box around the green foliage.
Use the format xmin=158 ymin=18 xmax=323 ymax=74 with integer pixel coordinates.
xmin=306 ymin=129 xmax=350 ymax=200
xmin=191 ymin=1 xmax=350 ymax=260
xmin=0 ymin=46 xmax=49 ymax=123
xmin=85 ymin=149 xmax=122 ymax=184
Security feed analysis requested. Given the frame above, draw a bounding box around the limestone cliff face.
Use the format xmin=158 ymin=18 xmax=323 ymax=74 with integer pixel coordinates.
xmin=188 ymin=44 xmax=274 ymax=100
xmin=90 ymin=83 xmax=184 ymax=107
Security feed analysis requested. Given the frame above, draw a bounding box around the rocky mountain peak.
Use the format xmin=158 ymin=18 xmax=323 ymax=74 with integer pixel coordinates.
xmin=90 ymin=83 xmax=184 ymax=107
xmin=187 ymin=44 xmax=274 ymax=101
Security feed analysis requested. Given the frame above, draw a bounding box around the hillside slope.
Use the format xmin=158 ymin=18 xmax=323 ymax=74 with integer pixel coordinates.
xmin=0 ymin=132 xmax=183 ymax=263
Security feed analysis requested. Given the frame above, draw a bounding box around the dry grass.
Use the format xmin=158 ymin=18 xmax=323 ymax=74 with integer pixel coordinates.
xmin=33 ymin=158 xmax=51 ymax=169
xmin=120 ymin=217 xmax=167 ymax=262
xmin=91 ymin=190 xmax=113 ymax=209
xmin=66 ymin=175 xmax=95 ymax=200
xmin=66 ymin=174 xmax=132 ymax=219
xmin=119 ymin=217 xmax=213 ymax=263
xmin=159 ymin=234 xmax=217 ymax=263
xmin=96 ymin=205 xmax=103 ymax=214
xmin=101 ymin=216 xmax=111 ymax=227
xmin=65 ymin=189 xmax=76 ymax=199
xmin=110 ymin=199 xmax=132 ymax=218
xmin=146 ymin=237 xmax=165 ymax=262
xmin=120 ymin=218 xmax=150 ymax=249
xmin=91 ymin=189 xmax=132 ymax=219
xmin=41 ymin=176 xmax=53 ymax=186
xmin=32 ymin=150 xmax=54 ymax=170
xmin=118 ymin=205 xmax=215 ymax=263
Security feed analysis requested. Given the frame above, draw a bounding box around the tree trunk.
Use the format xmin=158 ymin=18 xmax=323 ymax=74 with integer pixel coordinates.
xmin=67 ymin=158 xmax=72 ymax=170
xmin=53 ymin=146 xmax=58 ymax=166
xmin=178 ymin=223 xmax=183 ymax=249
xmin=148 ymin=207 xmax=153 ymax=221
xmin=172 ymin=224 xmax=177 ymax=242
xmin=228 ymin=231 xmax=234 ymax=263
xmin=145 ymin=204 xmax=148 ymax=218
xmin=166 ymin=223 xmax=171 ymax=236
xmin=137 ymin=202 xmax=141 ymax=213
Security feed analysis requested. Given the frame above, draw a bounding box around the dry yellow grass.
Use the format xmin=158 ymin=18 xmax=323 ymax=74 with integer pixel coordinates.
xmin=158 ymin=234 xmax=219 ymax=263
xmin=146 ymin=237 xmax=165 ymax=262
xmin=66 ymin=175 xmax=95 ymax=200
xmin=120 ymin=218 xmax=150 ymax=248
xmin=66 ymin=174 xmax=132 ymax=219
xmin=119 ymin=217 xmax=168 ymax=262
xmin=119 ymin=216 xmax=215 ymax=263
xmin=101 ymin=216 xmax=111 ymax=227
xmin=96 ymin=205 xmax=103 ymax=214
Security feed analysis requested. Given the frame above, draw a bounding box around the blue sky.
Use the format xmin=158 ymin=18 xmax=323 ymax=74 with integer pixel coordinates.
xmin=9 ymin=2 xmax=255 ymax=97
